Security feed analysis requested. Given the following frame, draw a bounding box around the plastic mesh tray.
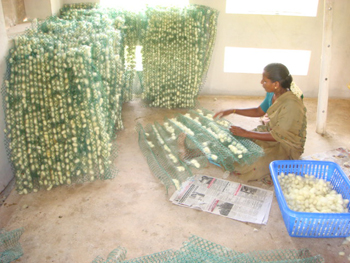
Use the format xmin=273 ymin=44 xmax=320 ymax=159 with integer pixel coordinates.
xmin=269 ymin=160 xmax=350 ymax=238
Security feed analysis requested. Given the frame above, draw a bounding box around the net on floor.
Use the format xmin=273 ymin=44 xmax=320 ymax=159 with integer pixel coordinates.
xmin=92 ymin=246 xmax=127 ymax=263
xmin=0 ymin=228 xmax=24 ymax=263
xmin=3 ymin=3 xmax=219 ymax=194
xmin=92 ymin=235 xmax=324 ymax=263
xmin=136 ymin=122 xmax=194 ymax=193
xmin=137 ymin=108 xmax=264 ymax=191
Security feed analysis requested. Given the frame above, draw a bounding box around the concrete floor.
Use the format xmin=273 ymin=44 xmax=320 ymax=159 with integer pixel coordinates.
xmin=1 ymin=95 xmax=350 ymax=262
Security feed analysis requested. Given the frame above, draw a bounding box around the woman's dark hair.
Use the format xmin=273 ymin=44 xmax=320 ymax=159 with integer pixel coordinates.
xmin=264 ymin=63 xmax=293 ymax=90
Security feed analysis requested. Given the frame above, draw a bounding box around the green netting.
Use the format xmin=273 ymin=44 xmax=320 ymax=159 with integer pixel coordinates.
xmin=59 ymin=4 xmax=218 ymax=108
xmin=60 ymin=3 xmax=99 ymax=12
xmin=3 ymin=4 xmax=219 ymax=194
xmin=137 ymin=108 xmax=265 ymax=190
xmin=136 ymin=122 xmax=193 ymax=193
xmin=0 ymin=228 xmax=24 ymax=263
xmin=155 ymin=121 xmax=208 ymax=168
xmin=162 ymin=119 xmax=210 ymax=169
xmin=121 ymin=250 xmax=180 ymax=263
xmin=120 ymin=11 xmax=148 ymax=102
xmin=132 ymin=71 xmax=144 ymax=97
xmin=172 ymin=113 xmax=238 ymax=171
xmin=3 ymin=7 xmax=122 ymax=194
xmin=92 ymin=235 xmax=324 ymax=263
xmin=177 ymin=235 xmax=241 ymax=262
xmin=92 ymin=246 xmax=127 ymax=263
xmin=192 ymin=108 xmax=265 ymax=163
xmin=142 ymin=6 xmax=218 ymax=108
xmin=240 ymin=248 xmax=325 ymax=263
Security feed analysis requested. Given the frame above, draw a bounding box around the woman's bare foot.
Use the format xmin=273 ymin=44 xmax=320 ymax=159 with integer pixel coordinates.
xmin=177 ymin=133 xmax=187 ymax=161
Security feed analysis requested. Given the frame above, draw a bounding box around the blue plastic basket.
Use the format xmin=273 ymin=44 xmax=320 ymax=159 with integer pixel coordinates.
xmin=269 ymin=160 xmax=350 ymax=238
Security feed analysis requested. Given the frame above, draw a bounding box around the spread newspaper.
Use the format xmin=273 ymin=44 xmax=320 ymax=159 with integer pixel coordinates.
xmin=170 ymin=175 xmax=273 ymax=224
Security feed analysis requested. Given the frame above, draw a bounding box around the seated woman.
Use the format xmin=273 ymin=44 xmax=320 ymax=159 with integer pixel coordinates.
xmin=213 ymin=63 xmax=307 ymax=182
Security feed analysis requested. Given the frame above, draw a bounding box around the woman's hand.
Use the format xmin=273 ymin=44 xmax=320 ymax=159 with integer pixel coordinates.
xmin=230 ymin=125 xmax=276 ymax=141
xmin=229 ymin=125 xmax=249 ymax=137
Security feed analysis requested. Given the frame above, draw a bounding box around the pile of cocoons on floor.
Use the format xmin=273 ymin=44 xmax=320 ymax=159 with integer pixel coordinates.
xmin=278 ymin=173 xmax=349 ymax=213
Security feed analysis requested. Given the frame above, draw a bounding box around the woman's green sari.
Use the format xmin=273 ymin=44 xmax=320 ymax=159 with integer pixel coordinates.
xmin=235 ymin=91 xmax=307 ymax=181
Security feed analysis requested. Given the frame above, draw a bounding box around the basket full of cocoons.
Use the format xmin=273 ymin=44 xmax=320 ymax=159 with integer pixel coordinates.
xmin=269 ymin=160 xmax=350 ymax=238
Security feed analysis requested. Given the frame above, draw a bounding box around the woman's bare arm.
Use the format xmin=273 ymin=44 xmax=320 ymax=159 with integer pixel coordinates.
xmin=229 ymin=125 xmax=276 ymax=141
xmin=214 ymin=106 xmax=266 ymax=119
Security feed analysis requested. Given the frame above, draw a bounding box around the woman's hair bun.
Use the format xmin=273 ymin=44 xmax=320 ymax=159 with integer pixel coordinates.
xmin=264 ymin=63 xmax=293 ymax=90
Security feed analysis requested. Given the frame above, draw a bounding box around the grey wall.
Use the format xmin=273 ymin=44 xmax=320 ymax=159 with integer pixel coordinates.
xmin=2 ymin=0 xmax=26 ymax=28
xmin=0 ymin=2 xmax=14 ymax=192
xmin=192 ymin=0 xmax=350 ymax=99
xmin=24 ymin=0 xmax=52 ymax=20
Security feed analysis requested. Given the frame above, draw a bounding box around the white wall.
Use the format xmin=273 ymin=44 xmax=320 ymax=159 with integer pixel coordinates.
xmin=330 ymin=0 xmax=350 ymax=98
xmin=192 ymin=0 xmax=350 ymax=99
xmin=51 ymin=0 xmax=63 ymax=16
xmin=0 ymin=2 xmax=14 ymax=192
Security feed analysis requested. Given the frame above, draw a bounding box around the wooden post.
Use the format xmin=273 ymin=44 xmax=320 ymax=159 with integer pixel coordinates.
xmin=316 ymin=0 xmax=333 ymax=134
